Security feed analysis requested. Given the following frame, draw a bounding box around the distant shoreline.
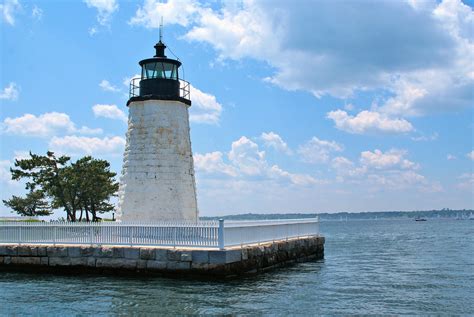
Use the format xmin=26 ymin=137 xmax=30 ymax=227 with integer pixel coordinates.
xmin=200 ymin=209 xmax=474 ymax=221
xmin=2 ymin=209 xmax=472 ymax=223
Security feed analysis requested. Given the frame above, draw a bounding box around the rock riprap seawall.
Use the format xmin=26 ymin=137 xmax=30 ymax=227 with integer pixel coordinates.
xmin=0 ymin=236 xmax=324 ymax=277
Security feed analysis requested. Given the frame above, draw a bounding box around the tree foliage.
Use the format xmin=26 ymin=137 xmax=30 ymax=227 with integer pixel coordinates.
xmin=72 ymin=157 xmax=118 ymax=221
xmin=2 ymin=151 xmax=119 ymax=221
xmin=2 ymin=190 xmax=51 ymax=217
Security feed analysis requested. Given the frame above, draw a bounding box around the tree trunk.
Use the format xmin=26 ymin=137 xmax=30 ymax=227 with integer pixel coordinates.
xmin=91 ymin=202 xmax=98 ymax=222
xmin=70 ymin=210 xmax=76 ymax=222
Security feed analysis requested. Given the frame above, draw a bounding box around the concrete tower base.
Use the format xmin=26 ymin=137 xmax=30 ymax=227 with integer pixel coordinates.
xmin=118 ymin=99 xmax=198 ymax=222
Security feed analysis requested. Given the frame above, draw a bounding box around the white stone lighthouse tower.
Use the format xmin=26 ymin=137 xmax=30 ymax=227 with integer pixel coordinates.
xmin=117 ymin=38 xmax=198 ymax=222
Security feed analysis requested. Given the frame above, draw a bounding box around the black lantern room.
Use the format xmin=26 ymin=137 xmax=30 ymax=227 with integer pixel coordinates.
xmin=128 ymin=40 xmax=191 ymax=106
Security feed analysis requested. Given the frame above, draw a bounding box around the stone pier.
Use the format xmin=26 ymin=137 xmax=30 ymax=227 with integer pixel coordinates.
xmin=0 ymin=236 xmax=324 ymax=277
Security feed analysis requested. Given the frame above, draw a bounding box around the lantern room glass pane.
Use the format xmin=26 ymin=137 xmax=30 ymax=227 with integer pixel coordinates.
xmin=171 ymin=66 xmax=178 ymax=79
xmin=163 ymin=64 xmax=175 ymax=79
xmin=142 ymin=62 xmax=178 ymax=80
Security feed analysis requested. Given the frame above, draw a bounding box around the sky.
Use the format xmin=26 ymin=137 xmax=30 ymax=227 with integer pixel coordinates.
xmin=0 ymin=0 xmax=473 ymax=218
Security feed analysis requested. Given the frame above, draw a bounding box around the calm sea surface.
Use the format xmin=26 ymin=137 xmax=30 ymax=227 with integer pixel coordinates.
xmin=0 ymin=219 xmax=473 ymax=315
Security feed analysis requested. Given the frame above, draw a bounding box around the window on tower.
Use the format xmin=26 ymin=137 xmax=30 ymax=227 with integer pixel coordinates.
xmin=142 ymin=62 xmax=178 ymax=80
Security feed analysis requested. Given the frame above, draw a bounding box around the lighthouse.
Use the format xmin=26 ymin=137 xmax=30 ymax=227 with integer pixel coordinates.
xmin=117 ymin=38 xmax=198 ymax=222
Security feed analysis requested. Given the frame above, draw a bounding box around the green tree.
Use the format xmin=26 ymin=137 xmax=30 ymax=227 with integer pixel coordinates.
xmin=3 ymin=151 xmax=119 ymax=221
xmin=2 ymin=190 xmax=51 ymax=217
xmin=8 ymin=151 xmax=75 ymax=220
xmin=73 ymin=156 xmax=119 ymax=221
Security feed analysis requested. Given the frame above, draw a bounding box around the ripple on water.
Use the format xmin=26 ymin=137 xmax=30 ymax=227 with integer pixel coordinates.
xmin=0 ymin=219 xmax=473 ymax=315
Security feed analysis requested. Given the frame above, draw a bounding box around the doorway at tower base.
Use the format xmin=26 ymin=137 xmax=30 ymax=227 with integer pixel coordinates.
xmin=117 ymin=99 xmax=198 ymax=222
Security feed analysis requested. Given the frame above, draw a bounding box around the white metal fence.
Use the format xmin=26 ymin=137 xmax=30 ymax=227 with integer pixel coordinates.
xmin=0 ymin=218 xmax=319 ymax=250
xmin=223 ymin=219 xmax=320 ymax=247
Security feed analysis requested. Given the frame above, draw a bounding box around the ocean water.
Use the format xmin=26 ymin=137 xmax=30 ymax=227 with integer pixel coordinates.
xmin=0 ymin=219 xmax=472 ymax=315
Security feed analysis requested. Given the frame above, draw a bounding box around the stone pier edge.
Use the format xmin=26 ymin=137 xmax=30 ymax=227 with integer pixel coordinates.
xmin=0 ymin=236 xmax=324 ymax=277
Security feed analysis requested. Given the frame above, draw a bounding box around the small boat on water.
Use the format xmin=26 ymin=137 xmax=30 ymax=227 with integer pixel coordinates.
xmin=415 ymin=217 xmax=427 ymax=222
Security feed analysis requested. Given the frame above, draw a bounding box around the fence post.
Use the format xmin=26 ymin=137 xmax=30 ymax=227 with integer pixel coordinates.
xmin=173 ymin=226 xmax=177 ymax=249
xmin=18 ymin=226 xmax=22 ymax=246
xmin=218 ymin=219 xmax=225 ymax=250
xmin=90 ymin=226 xmax=94 ymax=246
xmin=53 ymin=226 xmax=57 ymax=246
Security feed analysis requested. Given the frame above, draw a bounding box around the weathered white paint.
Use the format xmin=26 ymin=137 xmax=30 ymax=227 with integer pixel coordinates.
xmin=117 ymin=99 xmax=198 ymax=221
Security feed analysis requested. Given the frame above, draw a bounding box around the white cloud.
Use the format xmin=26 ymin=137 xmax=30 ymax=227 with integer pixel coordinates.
xmin=0 ymin=160 xmax=12 ymax=183
xmin=189 ymin=86 xmax=223 ymax=125
xmin=13 ymin=151 xmax=30 ymax=161
xmin=260 ymin=132 xmax=292 ymax=155
xmin=99 ymin=80 xmax=120 ymax=92
xmin=92 ymin=104 xmax=127 ymax=122
xmin=331 ymin=150 xmax=438 ymax=192
xmin=0 ymin=159 xmax=24 ymax=189
xmin=194 ymin=151 xmax=237 ymax=177
xmin=434 ymin=0 xmax=473 ymax=38
xmin=196 ymin=135 xmax=317 ymax=186
xmin=0 ymin=0 xmax=21 ymax=26
xmin=123 ymin=74 xmax=141 ymax=88
xmin=84 ymin=0 xmax=118 ymax=26
xmin=194 ymin=134 xmax=447 ymax=210
xmin=228 ymin=136 xmax=266 ymax=176
xmin=379 ymin=66 xmax=473 ymax=117
xmin=32 ymin=5 xmax=43 ymax=21
xmin=228 ymin=136 xmax=308 ymax=183
xmin=344 ymin=103 xmax=355 ymax=111
xmin=268 ymin=165 xmax=317 ymax=186
xmin=447 ymin=154 xmax=457 ymax=160
xmin=298 ymin=137 xmax=343 ymax=164
xmin=184 ymin=1 xmax=276 ymax=62
xmin=360 ymin=149 xmax=419 ymax=170
xmin=366 ymin=170 xmax=434 ymax=191
xmin=331 ymin=156 xmax=366 ymax=179
xmin=178 ymin=0 xmax=473 ymax=120
xmin=129 ymin=0 xmax=200 ymax=28
xmin=89 ymin=27 xmax=98 ymax=36
xmin=467 ymin=150 xmax=474 ymax=160
xmin=49 ymin=135 xmax=125 ymax=156
xmin=378 ymin=77 xmax=429 ymax=116
xmin=379 ymin=0 xmax=473 ymax=116
xmin=411 ymin=132 xmax=439 ymax=142
xmin=76 ymin=126 xmax=103 ymax=135
xmin=2 ymin=112 xmax=102 ymax=137
xmin=331 ymin=156 xmax=354 ymax=171
xmin=0 ymin=82 xmax=19 ymax=101
xmin=457 ymin=173 xmax=474 ymax=191
xmin=327 ymin=110 xmax=414 ymax=134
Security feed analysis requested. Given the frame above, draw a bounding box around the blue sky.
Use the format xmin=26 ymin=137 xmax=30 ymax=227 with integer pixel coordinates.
xmin=0 ymin=0 xmax=473 ymax=217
